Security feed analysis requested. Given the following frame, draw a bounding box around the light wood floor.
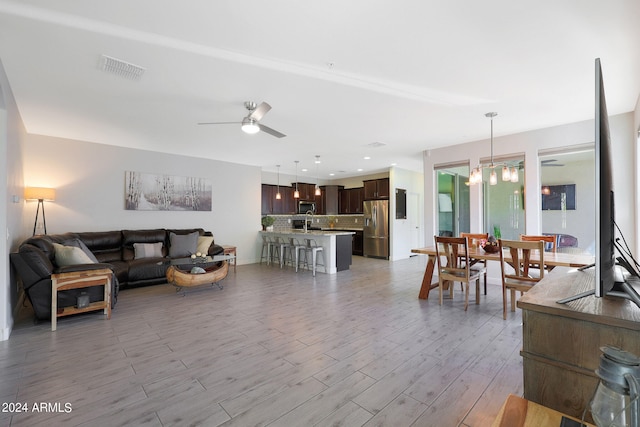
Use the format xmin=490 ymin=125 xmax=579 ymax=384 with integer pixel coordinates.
xmin=1 ymin=255 xmax=524 ymax=427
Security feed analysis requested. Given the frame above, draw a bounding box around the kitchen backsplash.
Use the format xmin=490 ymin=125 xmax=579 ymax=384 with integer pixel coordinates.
xmin=270 ymin=214 xmax=363 ymax=230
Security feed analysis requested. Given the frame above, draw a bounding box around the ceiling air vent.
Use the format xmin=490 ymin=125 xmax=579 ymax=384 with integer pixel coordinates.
xmin=366 ymin=142 xmax=386 ymax=148
xmin=99 ymin=55 xmax=145 ymax=81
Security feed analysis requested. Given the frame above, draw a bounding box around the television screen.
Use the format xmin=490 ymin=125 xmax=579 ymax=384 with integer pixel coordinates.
xmin=594 ymin=58 xmax=615 ymax=298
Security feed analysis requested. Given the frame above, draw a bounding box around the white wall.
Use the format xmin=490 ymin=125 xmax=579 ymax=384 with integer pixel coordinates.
xmin=23 ymin=135 xmax=262 ymax=266
xmin=390 ymin=167 xmax=424 ymax=260
xmin=1 ymin=59 xmax=27 ymax=341
xmin=423 ymin=112 xmax=637 ymax=281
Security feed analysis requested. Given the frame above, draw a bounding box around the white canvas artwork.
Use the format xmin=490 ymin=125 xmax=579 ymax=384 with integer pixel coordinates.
xmin=125 ymin=171 xmax=212 ymax=211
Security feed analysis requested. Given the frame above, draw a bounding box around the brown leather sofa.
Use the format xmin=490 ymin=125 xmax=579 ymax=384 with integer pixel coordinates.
xmin=10 ymin=228 xmax=224 ymax=321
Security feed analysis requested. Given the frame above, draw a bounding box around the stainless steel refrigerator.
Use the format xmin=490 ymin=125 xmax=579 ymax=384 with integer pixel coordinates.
xmin=363 ymin=199 xmax=389 ymax=259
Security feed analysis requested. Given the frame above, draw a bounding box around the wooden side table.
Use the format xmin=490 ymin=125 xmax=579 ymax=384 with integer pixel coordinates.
xmin=51 ymin=268 xmax=112 ymax=331
xmin=492 ymin=394 xmax=594 ymax=427
xmin=221 ymin=245 xmax=237 ymax=272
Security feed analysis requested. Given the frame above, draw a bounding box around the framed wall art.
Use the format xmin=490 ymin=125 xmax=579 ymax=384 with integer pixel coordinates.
xmin=125 ymin=171 xmax=212 ymax=211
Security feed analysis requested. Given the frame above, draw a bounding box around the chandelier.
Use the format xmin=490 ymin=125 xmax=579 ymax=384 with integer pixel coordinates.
xmin=469 ymin=112 xmax=518 ymax=185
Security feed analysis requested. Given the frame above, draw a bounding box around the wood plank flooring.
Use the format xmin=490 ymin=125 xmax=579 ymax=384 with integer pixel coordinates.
xmin=0 ymin=255 xmax=524 ymax=427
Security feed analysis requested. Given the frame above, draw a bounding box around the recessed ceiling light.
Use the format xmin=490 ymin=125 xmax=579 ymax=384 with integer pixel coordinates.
xmin=329 ymin=173 xmax=335 ymax=176
xmin=357 ymin=168 xmax=363 ymax=172
xmin=391 ymin=162 xmax=397 ymax=166
xmin=301 ymin=168 xmax=308 ymax=172
xmin=364 ymin=156 xmax=371 ymax=160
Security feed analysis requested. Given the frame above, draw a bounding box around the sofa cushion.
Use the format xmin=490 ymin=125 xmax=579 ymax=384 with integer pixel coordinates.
xmin=77 ymin=231 xmax=123 ymax=263
xmin=196 ymin=235 xmax=214 ymax=255
xmin=169 ymin=231 xmax=199 ymax=258
xmin=52 ymin=243 xmax=96 ymax=267
xmin=127 ymin=258 xmax=168 ymax=283
xmin=62 ymin=238 xmax=100 ymax=263
xmin=122 ymin=229 xmax=167 ymax=261
xmin=133 ymin=242 xmax=163 ymax=259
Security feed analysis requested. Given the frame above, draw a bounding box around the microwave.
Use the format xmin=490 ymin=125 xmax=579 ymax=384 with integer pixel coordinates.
xmin=298 ymin=201 xmax=316 ymax=214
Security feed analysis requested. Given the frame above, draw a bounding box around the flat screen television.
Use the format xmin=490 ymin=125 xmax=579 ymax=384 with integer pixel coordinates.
xmin=558 ymin=58 xmax=640 ymax=307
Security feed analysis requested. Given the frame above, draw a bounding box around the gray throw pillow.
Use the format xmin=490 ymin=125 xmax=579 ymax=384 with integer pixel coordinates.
xmin=133 ymin=242 xmax=163 ymax=259
xmin=169 ymin=231 xmax=199 ymax=258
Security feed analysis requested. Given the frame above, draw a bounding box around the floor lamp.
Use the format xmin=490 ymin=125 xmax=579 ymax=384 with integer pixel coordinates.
xmin=24 ymin=187 xmax=56 ymax=235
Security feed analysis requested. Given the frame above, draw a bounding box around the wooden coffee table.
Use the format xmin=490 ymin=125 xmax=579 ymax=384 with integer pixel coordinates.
xmin=163 ymin=255 xmax=233 ymax=295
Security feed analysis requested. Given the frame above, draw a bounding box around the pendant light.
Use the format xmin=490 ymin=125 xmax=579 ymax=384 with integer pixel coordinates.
xmin=293 ymin=160 xmax=300 ymax=199
xmin=486 ymin=112 xmax=498 ymax=186
xmin=314 ymin=155 xmax=321 ymax=196
xmin=275 ymin=165 xmax=282 ymax=200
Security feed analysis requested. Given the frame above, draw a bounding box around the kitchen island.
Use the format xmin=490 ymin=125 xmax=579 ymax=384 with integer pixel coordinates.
xmin=259 ymin=230 xmax=355 ymax=274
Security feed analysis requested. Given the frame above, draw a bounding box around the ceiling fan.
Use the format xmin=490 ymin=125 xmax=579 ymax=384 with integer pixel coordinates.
xmin=198 ymin=101 xmax=286 ymax=138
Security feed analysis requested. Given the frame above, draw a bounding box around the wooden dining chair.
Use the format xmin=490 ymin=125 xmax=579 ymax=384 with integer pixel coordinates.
xmin=520 ymin=234 xmax=557 ymax=252
xmin=434 ymin=236 xmax=486 ymax=311
xmin=460 ymin=232 xmax=489 ymax=295
xmin=499 ymin=239 xmax=545 ymax=320
xmin=520 ymin=234 xmax=556 ymax=274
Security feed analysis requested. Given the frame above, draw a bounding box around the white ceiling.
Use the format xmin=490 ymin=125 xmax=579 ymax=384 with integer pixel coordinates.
xmin=1 ymin=0 xmax=639 ymax=179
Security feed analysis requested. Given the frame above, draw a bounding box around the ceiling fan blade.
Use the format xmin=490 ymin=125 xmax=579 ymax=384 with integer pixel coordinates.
xmin=249 ymin=102 xmax=271 ymax=121
xmin=197 ymin=121 xmax=240 ymax=125
xmin=259 ymin=124 xmax=286 ymax=138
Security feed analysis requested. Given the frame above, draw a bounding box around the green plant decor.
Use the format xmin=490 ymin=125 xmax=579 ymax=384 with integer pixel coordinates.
xmin=261 ymin=216 xmax=275 ymax=228
xmin=493 ymin=225 xmax=502 ymax=239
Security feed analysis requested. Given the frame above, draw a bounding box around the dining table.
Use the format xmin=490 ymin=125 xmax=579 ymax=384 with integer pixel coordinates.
xmin=411 ymin=245 xmax=595 ymax=300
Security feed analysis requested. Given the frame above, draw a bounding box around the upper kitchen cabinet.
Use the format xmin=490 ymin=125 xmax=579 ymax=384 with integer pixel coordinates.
xmin=339 ymin=187 xmax=364 ymax=214
xmin=363 ymin=178 xmax=389 ymax=200
xmin=291 ymin=182 xmax=316 ymax=201
xmin=318 ymin=185 xmax=343 ymax=215
xmin=262 ymin=184 xmax=295 ymax=214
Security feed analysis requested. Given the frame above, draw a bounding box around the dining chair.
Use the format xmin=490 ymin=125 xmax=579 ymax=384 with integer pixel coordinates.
xmin=499 ymin=239 xmax=545 ymax=319
xmin=520 ymin=234 xmax=557 ymax=252
xmin=460 ymin=232 xmax=489 ymax=295
xmin=520 ymin=234 xmax=556 ymax=275
xmin=434 ymin=235 xmax=486 ymax=311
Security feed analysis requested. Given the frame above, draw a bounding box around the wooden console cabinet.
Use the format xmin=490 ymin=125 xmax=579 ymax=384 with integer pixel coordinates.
xmin=517 ymin=270 xmax=640 ymax=422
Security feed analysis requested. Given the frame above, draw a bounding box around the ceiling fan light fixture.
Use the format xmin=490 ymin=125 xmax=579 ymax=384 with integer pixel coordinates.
xmin=241 ymin=117 xmax=260 ymax=134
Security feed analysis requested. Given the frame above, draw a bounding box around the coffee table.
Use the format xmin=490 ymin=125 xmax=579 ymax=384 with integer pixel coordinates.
xmin=160 ymin=254 xmax=234 ymax=295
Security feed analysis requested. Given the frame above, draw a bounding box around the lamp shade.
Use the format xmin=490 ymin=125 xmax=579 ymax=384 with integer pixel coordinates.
xmin=24 ymin=187 xmax=56 ymax=201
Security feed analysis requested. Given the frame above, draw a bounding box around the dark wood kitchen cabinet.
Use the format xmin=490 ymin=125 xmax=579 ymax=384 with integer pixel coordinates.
xmin=291 ymin=182 xmax=316 ymax=201
xmin=339 ymin=187 xmax=364 ymax=214
xmin=262 ymin=184 xmax=295 ymax=214
xmin=363 ymin=178 xmax=389 ymax=200
xmin=318 ymin=185 xmax=343 ymax=215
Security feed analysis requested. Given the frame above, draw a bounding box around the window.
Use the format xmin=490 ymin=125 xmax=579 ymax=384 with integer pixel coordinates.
xmin=540 ymin=148 xmax=594 ymax=254
xmin=483 ymin=158 xmax=524 ymax=240
xmin=436 ymin=164 xmax=470 ymax=237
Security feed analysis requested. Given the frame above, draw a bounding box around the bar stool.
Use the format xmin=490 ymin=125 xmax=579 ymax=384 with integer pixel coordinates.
xmin=292 ymin=238 xmax=308 ymax=272
xmin=260 ymin=234 xmax=271 ymax=265
xmin=269 ymin=236 xmax=281 ymax=266
xmin=279 ymin=237 xmax=296 ymax=268
xmin=298 ymin=238 xmax=325 ymax=277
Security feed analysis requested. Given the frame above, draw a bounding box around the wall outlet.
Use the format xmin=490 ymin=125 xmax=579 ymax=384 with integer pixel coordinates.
xmin=335 ymin=218 xmax=338 ymax=223
xmin=288 ymin=219 xmax=291 ymax=223
xmin=354 ymin=218 xmax=357 ymax=223
xmin=316 ymin=218 xmax=319 ymax=223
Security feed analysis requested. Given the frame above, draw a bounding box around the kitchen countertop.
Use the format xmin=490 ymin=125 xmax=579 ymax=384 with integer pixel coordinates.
xmin=260 ymin=229 xmax=355 ymax=236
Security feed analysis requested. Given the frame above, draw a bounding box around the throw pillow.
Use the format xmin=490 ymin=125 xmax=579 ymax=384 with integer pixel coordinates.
xmin=169 ymin=231 xmax=199 ymax=258
xmin=52 ymin=243 xmax=96 ymax=267
xmin=62 ymin=238 xmax=99 ymax=263
xmin=133 ymin=242 xmax=163 ymax=259
xmin=196 ymin=235 xmax=214 ymax=255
